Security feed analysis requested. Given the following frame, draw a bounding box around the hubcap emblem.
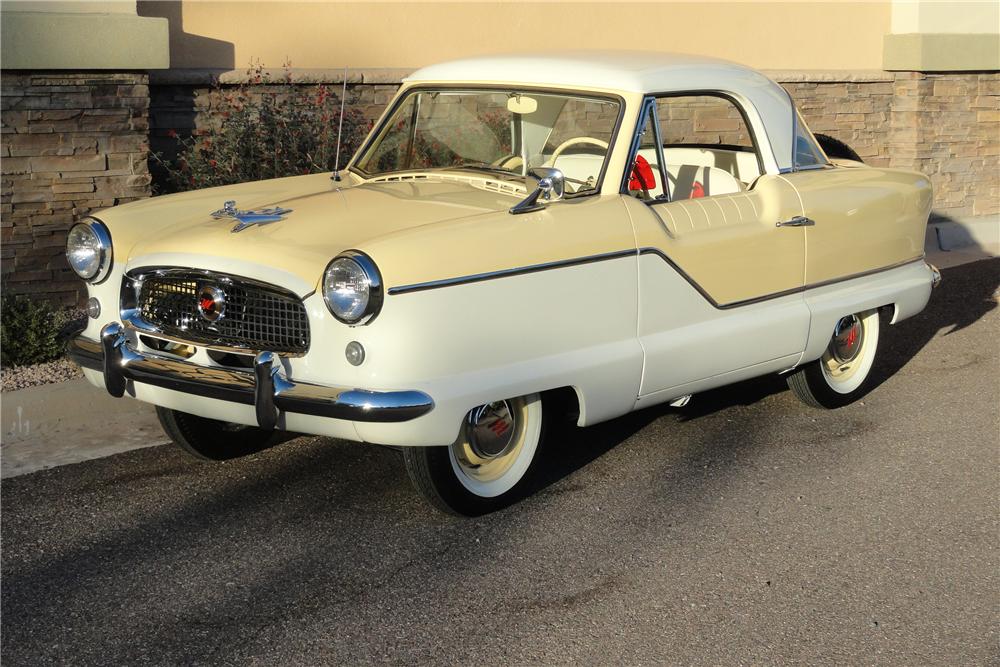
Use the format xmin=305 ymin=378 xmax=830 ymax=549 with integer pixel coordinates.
xmin=197 ymin=285 xmax=226 ymax=323
xmin=831 ymin=315 xmax=863 ymax=363
xmin=466 ymin=400 xmax=515 ymax=459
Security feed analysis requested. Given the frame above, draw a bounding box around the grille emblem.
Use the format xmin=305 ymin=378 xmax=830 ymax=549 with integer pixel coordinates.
xmin=197 ymin=285 xmax=226 ymax=323
xmin=211 ymin=200 xmax=293 ymax=233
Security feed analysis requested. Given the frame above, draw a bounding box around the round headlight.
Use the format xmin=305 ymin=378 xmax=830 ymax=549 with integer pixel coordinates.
xmin=66 ymin=219 xmax=112 ymax=283
xmin=322 ymin=251 xmax=383 ymax=325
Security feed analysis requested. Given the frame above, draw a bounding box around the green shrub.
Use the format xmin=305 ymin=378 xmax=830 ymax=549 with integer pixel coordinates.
xmin=0 ymin=296 xmax=81 ymax=367
xmin=152 ymin=62 xmax=370 ymax=193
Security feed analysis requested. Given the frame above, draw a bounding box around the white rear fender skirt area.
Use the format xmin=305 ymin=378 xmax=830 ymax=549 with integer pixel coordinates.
xmin=801 ymin=259 xmax=933 ymax=364
xmin=351 ymin=256 xmax=644 ymax=446
xmin=636 ymin=253 xmax=811 ymax=397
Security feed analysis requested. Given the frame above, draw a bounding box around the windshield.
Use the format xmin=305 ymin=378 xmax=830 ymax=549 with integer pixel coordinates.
xmin=354 ymin=88 xmax=621 ymax=195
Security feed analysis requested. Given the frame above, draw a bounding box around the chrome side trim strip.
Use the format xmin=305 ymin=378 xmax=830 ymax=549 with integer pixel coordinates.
xmin=67 ymin=326 xmax=434 ymax=425
xmin=386 ymin=249 xmax=639 ymax=295
xmin=388 ymin=246 xmax=927 ymax=310
xmin=640 ymin=249 xmax=925 ymax=309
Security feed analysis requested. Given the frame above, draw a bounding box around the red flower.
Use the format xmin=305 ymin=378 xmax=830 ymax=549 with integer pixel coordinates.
xmin=209 ymin=159 xmax=218 ymax=168
xmin=166 ymin=129 xmax=178 ymax=139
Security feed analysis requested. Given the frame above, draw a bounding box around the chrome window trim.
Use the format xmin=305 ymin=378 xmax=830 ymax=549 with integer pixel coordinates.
xmin=786 ymin=89 xmax=831 ymax=171
xmin=619 ymin=97 xmax=672 ymax=202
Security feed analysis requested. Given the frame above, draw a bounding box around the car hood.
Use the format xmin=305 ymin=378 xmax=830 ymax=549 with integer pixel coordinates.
xmin=109 ymin=173 xmax=523 ymax=294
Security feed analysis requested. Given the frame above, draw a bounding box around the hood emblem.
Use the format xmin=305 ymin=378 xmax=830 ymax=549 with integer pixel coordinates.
xmin=211 ymin=200 xmax=293 ymax=233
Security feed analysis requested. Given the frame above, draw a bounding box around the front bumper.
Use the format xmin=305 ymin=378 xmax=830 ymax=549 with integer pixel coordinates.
xmin=68 ymin=323 xmax=434 ymax=429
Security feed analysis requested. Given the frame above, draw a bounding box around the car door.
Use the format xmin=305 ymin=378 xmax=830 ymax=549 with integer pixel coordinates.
xmin=622 ymin=95 xmax=812 ymax=398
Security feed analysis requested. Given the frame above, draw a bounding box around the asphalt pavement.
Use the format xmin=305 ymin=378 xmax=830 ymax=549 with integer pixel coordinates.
xmin=2 ymin=258 xmax=997 ymax=665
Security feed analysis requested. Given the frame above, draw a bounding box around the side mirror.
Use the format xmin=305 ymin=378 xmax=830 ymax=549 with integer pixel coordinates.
xmin=509 ymin=167 xmax=565 ymax=215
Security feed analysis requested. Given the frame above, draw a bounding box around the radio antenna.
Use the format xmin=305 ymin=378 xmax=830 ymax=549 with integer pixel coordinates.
xmin=331 ymin=65 xmax=348 ymax=182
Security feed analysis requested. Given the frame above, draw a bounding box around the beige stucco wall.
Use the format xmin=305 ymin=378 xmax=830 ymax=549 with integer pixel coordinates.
xmin=1 ymin=1 xmax=168 ymax=70
xmin=136 ymin=1 xmax=892 ymax=72
xmin=885 ymin=0 xmax=1000 ymax=71
xmin=891 ymin=0 xmax=1000 ymax=34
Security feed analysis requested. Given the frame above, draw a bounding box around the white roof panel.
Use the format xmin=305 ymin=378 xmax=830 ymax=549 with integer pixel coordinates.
xmin=406 ymin=51 xmax=796 ymax=172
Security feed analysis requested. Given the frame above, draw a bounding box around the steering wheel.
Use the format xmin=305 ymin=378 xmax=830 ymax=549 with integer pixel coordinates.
xmin=547 ymin=136 xmax=610 ymax=166
xmin=491 ymin=155 xmax=524 ymax=171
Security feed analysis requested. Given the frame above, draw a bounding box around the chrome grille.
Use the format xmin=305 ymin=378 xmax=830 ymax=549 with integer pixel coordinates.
xmin=125 ymin=269 xmax=310 ymax=355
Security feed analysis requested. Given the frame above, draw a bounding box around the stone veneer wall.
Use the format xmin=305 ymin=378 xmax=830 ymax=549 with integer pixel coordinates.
xmin=1 ymin=72 xmax=152 ymax=305
xmin=151 ymin=71 xmax=999 ymax=218
xmin=891 ymin=73 xmax=998 ymax=218
xmin=784 ymin=72 xmax=999 ymax=218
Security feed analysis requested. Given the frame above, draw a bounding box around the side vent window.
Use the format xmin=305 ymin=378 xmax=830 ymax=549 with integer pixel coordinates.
xmin=792 ymin=109 xmax=829 ymax=170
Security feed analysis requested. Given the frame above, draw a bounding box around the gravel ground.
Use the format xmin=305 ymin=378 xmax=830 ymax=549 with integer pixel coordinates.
xmin=1 ymin=356 xmax=83 ymax=393
xmin=1 ymin=310 xmax=85 ymax=393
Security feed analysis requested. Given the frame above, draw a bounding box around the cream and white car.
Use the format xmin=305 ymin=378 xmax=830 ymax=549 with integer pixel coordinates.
xmin=67 ymin=53 xmax=940 ymax=515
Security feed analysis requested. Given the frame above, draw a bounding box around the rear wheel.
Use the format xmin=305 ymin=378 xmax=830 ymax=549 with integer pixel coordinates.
xmin=156 ymin=406 xmax=282 ymax=461
xmin=814 ymin=133 xmax=863 ymax=162
xmin=403 ymin=393 xmax=544 ymax=516
xmin=787 ymin=309 xmax=881 ymax=409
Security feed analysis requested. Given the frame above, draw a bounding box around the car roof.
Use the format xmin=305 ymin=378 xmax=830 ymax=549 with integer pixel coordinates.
xmin=406 ymin=51 xmax=796 ymax=173
xmin=409 ymin=51 xmax=755 ymax=93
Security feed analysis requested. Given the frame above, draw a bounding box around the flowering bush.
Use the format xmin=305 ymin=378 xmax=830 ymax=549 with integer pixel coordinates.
xmin=153 ymin=63 xmax=370 ymax=193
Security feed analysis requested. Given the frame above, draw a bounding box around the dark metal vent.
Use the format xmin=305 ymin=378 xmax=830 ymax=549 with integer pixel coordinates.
xmin=126 ymin=269 xmax=310 ymax=355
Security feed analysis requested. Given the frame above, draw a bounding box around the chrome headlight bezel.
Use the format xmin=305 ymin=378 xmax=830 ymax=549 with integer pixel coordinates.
xmin=322 ymin=250 xmax=384 ymax=326
xmin=66 ymin=218 xmax=113 ymax=283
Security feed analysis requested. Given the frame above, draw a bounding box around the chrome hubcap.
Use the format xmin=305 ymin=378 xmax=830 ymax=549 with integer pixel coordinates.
xmin=830 ymin=315 xmax=864 ymax=364
xmin=465 ymin=400 xmax=516 ymax=459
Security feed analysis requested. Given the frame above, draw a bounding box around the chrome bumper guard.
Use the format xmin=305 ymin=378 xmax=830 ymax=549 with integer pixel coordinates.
xmin=68 ymin=323 xmax=434 ymax=429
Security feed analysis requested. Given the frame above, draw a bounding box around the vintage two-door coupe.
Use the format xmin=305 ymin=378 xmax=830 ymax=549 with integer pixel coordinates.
xmin=67 ymin=53 xmax=940 ymax=515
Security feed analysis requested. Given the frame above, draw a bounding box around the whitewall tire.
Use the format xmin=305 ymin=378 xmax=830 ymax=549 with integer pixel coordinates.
xmin=403 ymin=393 xmax=545 ymax=515
xmin=787 ymin=309 xmax=882 ymax=409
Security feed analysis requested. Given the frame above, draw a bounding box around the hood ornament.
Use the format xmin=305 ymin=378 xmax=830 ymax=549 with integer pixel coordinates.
xmin=211 ymin=200 xmax=293 ymax=233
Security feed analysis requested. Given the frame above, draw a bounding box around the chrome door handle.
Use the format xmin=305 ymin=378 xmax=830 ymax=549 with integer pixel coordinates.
xmin=776 ymin=216 xmax=815 ymax=227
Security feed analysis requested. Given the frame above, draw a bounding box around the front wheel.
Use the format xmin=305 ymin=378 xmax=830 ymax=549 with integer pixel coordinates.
xmin=156 ymin=406 xmax=283 ymax=461
xmin=787 ymin=309 xmax=881 ymax=409
xmin=403 ymin=393 xmax=544 ymax=516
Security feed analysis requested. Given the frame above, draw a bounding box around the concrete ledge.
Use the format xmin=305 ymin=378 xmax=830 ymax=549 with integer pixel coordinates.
xmin=151 ymin=68 xmax=901 ymax=87
xmin=884 ymin=33 xmax=1000 ymax=72
xmin=1 ymin=12 xmax=169 ymax=70
xmin=150 ymin=67 xmax=414 ymax=87
xmin=764 ymin=70 xmax=895 ymax=83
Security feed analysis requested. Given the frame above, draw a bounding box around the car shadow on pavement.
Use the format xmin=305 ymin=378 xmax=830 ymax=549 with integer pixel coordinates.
xmin=2 ymin=392 xmax=794 ymax=664
xmin=871 ymin=257 xmax=998 ymax=391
